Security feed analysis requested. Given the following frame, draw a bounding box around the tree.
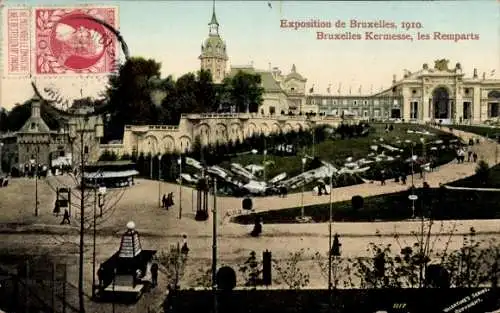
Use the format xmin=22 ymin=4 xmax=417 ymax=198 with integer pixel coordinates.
xmin=475 ymin=160 xmax=490 ymax=185
xmin=156 ymin=244 xmax=188 ymax=289
xmin=196 ymin=69 xmax=217 ymax=112
xmin=222 ymin=71 xmax=264 ymax=113
xmin=0 ymin=108 xmax=8 ymax=132
xmin=105 ymin=57 xmax=163 ymax=140
xmin=272 ymin=249 xmax=310 ymax=289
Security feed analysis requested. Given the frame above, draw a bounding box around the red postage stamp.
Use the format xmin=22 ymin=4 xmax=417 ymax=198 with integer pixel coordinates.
xmin=34 ymin=7 xmax=118 ymax=75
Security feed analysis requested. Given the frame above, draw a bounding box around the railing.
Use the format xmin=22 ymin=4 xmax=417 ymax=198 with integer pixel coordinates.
xmin=124 ymin=125 xmax=179 ymax=131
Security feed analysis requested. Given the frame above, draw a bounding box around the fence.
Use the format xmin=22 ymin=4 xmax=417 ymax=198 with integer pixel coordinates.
xmin=0 ymin=258 xmax=79 ymax=313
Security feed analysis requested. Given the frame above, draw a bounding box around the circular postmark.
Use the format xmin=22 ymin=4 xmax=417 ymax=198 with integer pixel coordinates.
xmin=48 ymin=12 xmax=112 ymax=71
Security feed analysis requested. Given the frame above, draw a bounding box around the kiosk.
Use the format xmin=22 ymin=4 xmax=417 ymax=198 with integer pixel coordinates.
xmin=98 ymin=221 xmax=156 ymax=301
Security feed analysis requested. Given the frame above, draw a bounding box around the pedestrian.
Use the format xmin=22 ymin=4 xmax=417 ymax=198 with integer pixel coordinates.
xmin=162 ymin=194 xmax=167 ymax=208
xmin=401 ymin=174 xmax=407 ymax=185
xmin=150 ymin=263 xmax=158 ymax=287
xmin=380 ymin=170 xmax=386 ymax=186
xmin=467 ymin=149 xmax=473 ymax=162
xmin=97 ymin=266 xmax=105 ymax=289
xmin=250 ymin=216 xmax=262 ymax=237
xmin=473 ymin=152 xmax=478 ymax=163
xmin=60 ymin=209 xmax=71 ymax=224
xmin=180 ymin=234 xmax=189 ymax=255
xmin=53 ymin=201 xmax=60 ymax=216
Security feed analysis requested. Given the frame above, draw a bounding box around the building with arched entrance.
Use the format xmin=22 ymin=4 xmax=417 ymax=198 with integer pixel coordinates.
xmin=308 ymin=59 xmax=500 ymax=124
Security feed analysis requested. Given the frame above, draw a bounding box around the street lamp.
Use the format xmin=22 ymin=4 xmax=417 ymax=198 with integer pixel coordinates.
xmin=410 ymin=142 xmax=417 ymax=186
xmin=178 ymin=157 xmax=183 ymax=219
xmin=158 ymin=154 xmax=162 ymax=208
xmin=34 ymin=145 xmax=40 ymax=216
xmin=92 ymin=178 xmax=105 ymax=299
xmin=294 ymin=157 xmax=312 ymax=223
xmin=0 ymin=142 xmax=4 ymax=177
xmin=263 ymin=149 xmax=267 ymax=182
xmin=328 ymin=173 xmax=334 ymax=292
xmin=420 ymin=137 xmax=426 ymax=181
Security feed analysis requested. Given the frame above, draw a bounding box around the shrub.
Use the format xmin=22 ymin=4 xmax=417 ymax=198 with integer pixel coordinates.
xmin=475 ymin=160 xmax=490 ymax=185
xmin=351 ymin=195 xmax=364 ymax=211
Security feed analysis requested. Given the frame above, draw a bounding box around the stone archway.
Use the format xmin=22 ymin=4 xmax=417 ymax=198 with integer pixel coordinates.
xmin=433 ymin=87 xmax=450 ymax=119
xmin=143 ymin=135 xmax=159 ymax=155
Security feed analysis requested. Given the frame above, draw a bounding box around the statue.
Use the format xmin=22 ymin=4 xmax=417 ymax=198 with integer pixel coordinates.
xmin=434 ymin=59 xmax=449 ymax=71
xmin=423 ymin=63 xmax=429 ymax=70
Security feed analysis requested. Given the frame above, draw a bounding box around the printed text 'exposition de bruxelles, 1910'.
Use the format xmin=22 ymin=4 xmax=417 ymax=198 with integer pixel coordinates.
xmin=280 ymin=19 xmax=480 ymax=42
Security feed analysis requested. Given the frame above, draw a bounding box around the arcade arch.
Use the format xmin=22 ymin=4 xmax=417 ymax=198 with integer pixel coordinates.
xmin=179 ymin=136 xmax=192 ymax=153
xmin=261 ymin=122 xmax=270 ymax=136
xmin=214 ymin=124 xmax=228 ymax=143
xmin=142 ymin=135 xmax=159 ymax=155
xmin=161 ymin=135 xmax=176 ymax=153
xmin=229 ymin=123 xmax=243 ymax=142
xmin=196 ymin=124 xmax=211 ymax=145
xmin=271 ymin=123 xmax=281 ymax=133
xmin=245 ymin=122 xmax=258 ymax=137
xmin=283 ymin=123 xmax=293 ymax=133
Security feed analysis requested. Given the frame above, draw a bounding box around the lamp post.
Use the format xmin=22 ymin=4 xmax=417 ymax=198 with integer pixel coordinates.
xmin=92 ymin=176 xmax=105 ymax=299
xmin=263 ymin=149 xmax=267 ymax=182
xmin=420 ymin=137 xmax=426 ymax=182
xmin=178 ymin=157 xmax=183 ymax=219
xmin=328 ymin=173 xmax=334 ymax=293
xmin=0 ymin=142 xmax=4 ymax=177
xmin=34 ymin=145 xmax=40 ymax=216
xmin=158 ymin=154 xmax=162 ymax=208
xmin=300 ymin=157 xmax=307 ymax=219
xmin=410 ymin=142 xmax=416 ymax=186
xmin=212 ymin=177 xmax=218 ymax=313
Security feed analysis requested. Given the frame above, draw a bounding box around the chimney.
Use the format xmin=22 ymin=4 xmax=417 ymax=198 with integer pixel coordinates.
xmin=392 ymin=74 xmax=396 ymax=84
xmin=473 ymin=68 xmax=478 ymax=79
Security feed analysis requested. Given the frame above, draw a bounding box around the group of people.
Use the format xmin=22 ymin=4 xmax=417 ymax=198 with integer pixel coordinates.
xmin=161 ymin=192 xmax=174 ymax=210
xmin=456 ymin=147 xmax=478 ymax=163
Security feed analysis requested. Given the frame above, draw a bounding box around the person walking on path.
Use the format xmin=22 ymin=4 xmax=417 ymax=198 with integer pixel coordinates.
xmin=380 ymin=170 xmax=386 ymax=186
xmin=150 ymin=263 xmax=158 ymax=287
xmin=162 ymin=194 xmax=167 ymax=208
xmin=473 ymin=152 xmax=478 ymax=163
xmin=60 ymin=209 xmax=71 ymax=224
xmin=180 ymin=234 xmax=189 ymax=255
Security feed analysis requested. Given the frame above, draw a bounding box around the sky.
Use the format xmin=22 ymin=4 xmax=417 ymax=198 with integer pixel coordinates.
xmin=0 ymin=0 xmax=499 ymax=110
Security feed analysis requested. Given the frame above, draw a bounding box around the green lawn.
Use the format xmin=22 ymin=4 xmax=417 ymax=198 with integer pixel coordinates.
xmin=452 ymin=125 xmax=500 ymax=139
xmin=232 ymin=186 xmax=500 ymax=224
xmin=222 ymin=123 xmax=458 ymax=181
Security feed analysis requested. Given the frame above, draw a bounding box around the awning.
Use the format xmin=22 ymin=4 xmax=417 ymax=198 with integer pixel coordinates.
xmin=83 ymin=170 xmax=139 ymax=179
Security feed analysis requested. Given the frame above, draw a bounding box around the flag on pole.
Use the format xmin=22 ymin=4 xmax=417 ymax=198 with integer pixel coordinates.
xmin=268 ymin=1 xmax=272 ymax=9
xmin=309 ymin=84 xmax=314 ymax=94
xmin=491 ymin=69 xmax=496 ymax=77
xmin=327 ymin=84 xmax=331 ymax=94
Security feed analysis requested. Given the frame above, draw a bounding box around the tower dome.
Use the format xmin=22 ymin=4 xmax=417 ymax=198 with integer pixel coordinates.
xmin=199 ymin=0 xmax=228 ymax=84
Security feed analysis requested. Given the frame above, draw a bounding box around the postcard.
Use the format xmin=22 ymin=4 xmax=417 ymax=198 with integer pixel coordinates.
xmin=0 ymin=1 xmax=499 ymax=312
